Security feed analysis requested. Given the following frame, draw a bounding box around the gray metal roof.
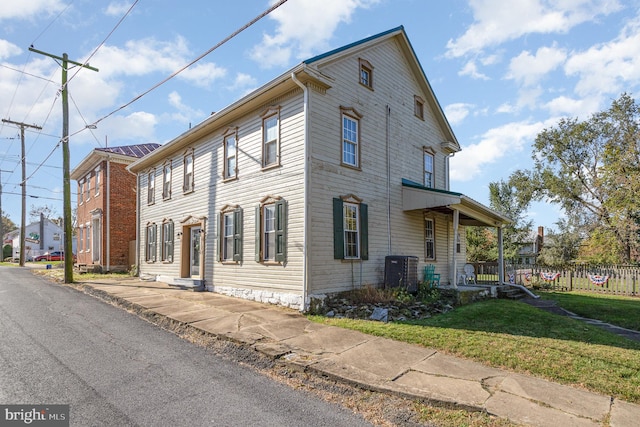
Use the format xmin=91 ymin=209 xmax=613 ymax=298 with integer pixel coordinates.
xmin=96 ymin=143 xmax=161 ymax=158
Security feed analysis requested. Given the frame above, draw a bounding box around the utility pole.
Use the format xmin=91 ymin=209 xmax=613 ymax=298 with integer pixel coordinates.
xmin=1 ymin=119 xmax=42 ymax=266
xmin=28 ymin=47 xmax=98 ymax=283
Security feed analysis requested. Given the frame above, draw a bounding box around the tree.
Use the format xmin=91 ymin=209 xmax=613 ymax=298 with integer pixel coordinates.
xmin=536 ymin=219 xmax=581 ymax=266
xmin=465 ymin=226 xmax=497 ymax=262
xmin=509 ymin=93 xmax=640 ymax=264
xmin=489 ymin=179 xmax=533 ymax=261
xmin=29 ymin=204 xmax=58 ymax=223
xmin=1 ymin=210 xmax=17 ymax=235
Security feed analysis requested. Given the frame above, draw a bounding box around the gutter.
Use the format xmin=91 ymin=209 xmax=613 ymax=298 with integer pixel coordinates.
xmin=106 ymin=157 xmax=110 ymax=272
xmin=291 ymin=71 xmax=309 ymax=312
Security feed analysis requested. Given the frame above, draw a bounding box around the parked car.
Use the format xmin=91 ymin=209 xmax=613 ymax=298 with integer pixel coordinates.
xmin=34 ymin=251 xmax=75 ymax=262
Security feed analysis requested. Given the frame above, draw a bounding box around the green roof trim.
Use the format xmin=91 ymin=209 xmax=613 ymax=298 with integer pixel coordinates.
xmin=401 ymin=178 xmax=463 ymax=197
xmin=304 ymin=26 xmax=405 ymax=64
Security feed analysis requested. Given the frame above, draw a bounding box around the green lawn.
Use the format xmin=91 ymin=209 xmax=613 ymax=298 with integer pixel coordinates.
xmin=310 ymin=297 xmax=640 ymax=404
xmin=539 ymin=291 xmax=640 ymax=331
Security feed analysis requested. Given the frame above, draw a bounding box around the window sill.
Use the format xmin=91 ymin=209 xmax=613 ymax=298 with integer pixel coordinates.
xmin=359 ymin=82 xmax=374 ymax=91
xmin=340 ymin=163 xmax=361 ymax=171
xmin=183 ymin=188 xmax=194 ymax=195
xmin=222 ymin=176 xmax=238 ymax=183
xmin=261 ymin=163 xmax=280 ymax=171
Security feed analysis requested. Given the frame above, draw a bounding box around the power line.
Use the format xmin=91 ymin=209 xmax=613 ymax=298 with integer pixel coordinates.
xmin=71 ymin=0 xmax=290 ymax=137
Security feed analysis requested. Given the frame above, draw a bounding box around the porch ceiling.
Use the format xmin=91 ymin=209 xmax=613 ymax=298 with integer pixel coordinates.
xmin=401 ymin=179 xmax=510 ymax=227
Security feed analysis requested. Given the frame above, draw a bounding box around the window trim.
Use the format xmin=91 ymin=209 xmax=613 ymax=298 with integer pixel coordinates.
xmin=414 ymin=95 xmax=425 ymax=120
xmin=424 ymin=149 xmax=435 ymax=188
xmin=223 ymin=129 xmax=238 ymax=180
xmin=358 ymin=58 xmax=374 ymax=90
xmin=85 ymin=174 xmax=91 ymax=201
xmin=183 ymin=149 xmax=194 ymax=193
xmin=219 ymin=204 xmax=242 ymax=262
xmin=162 ymin=161 xmax=172 ymax=200
xmin=333 ymin=195 xmax=368 ymax=261
xmin=79 ymin=180 xmax=84 ymax=205
xmin=161 ymin=219 xmax=174 ymax=263
xmin=261 ymin=107 xmax=280 ymax=169
xmin=425 ymin=217 xmax=436 ymax=261
xmin=340 ymin=106 xmax=362 ymax=169
xmin=255 ymin=196 xmax=287 ymax=264
xmin=145 ymin=223 xmax=157 ymax=262
xmin=147 ymin=169 xmax=155 ymax=205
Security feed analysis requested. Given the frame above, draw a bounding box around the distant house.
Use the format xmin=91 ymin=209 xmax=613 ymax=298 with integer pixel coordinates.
xmin=71 ymin=144 xmax=160 ymax=272
xmin=128 ymin=26 xmax=509 ymax=310
xmin=6 ymin=215 xmax=71 ymax=260
xmin=517 ymin=226 xmax=544 ymax=265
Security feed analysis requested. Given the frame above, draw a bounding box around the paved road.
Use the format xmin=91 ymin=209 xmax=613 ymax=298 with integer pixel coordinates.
xmin=0 ymin=267 xmax=372 ymax=427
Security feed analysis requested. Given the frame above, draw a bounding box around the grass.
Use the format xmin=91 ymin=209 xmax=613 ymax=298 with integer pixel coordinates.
xmin=539 ymin=291 xmax=640 ymax=331
xmin=310 ymin=297 xmax=640 ymax=404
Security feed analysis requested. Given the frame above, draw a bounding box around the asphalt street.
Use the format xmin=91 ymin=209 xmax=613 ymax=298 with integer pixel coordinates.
xmin=0 ymin=267 xmax=372 ymax=427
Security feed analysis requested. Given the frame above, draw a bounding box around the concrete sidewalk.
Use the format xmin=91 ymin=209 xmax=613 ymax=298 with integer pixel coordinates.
xmin=73 ymin=277 xmax=639 ymax=427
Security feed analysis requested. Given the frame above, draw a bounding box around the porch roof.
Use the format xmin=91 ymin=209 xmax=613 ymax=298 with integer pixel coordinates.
xmin=401 ymin=179 xmax=511 ymax=227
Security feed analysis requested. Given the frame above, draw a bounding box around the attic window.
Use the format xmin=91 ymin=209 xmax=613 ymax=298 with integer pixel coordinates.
xmin=414 ymin=95 xmax=425 ymax=120
xmin=359 ymin=58 xmax=373 ymax=90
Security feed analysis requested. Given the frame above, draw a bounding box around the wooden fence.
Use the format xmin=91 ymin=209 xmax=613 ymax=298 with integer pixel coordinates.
xmin=472 ymin=263 xmax=639 ymax=296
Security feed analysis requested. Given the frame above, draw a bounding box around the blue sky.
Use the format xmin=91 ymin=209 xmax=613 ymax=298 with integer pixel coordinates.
xmin=1 ymin=0 xmax=639 ymax=234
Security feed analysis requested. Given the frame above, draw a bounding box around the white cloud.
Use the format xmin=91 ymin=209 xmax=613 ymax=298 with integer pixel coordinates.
xmin=446 ymin=0 xmax=620 ymax=58
xmin=0 ymin=40 xmax=22 ymax=59
xmin=459 ymin=60 xmax=489 ymax=80
xmin=91 ymin=36 xmax=226 ymax=87
xmin=104 ymin=1 xmax=133 ymax=17
xmin=506 ymin=44 xmax=567 ymax=86
xmin=450 ymin=120 xmax=548 ymax=181
xmin=444 ymin=103 xmax=474 ymax=125
xmin=543 ymin=95 xmax=602 ymax=118
xmin=564 ymin=15 xmax=640 ymax=97
xmin=249 ymin=0 xmax=380 ymax=68
xmin=167 ymin=91 xmax=204 ymax=124
xmin=0 ymin=0 xmax=66 ymax=20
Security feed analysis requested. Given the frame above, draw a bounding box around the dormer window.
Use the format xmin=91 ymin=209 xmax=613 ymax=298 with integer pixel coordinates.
xmin=359 ymin=58 xmax=373 ymax=90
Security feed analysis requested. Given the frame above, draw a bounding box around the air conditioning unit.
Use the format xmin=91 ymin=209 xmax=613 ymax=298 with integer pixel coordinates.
xmin=384 ymin=255 xmax=418 ymax=292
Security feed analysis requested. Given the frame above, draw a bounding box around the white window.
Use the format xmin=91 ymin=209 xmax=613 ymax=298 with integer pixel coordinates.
xmin=359 ymin=58 xmax=373 ymax=89
xmin=79 ymin=181 xmax=84 ymax=205
xmin=424 ymin=151 xmax=434 ymax=188
xmin=343 ymin=203 xmax=360 ymax=259
xmin=146 ymin=223 xmax=157 ymax=262
xmin=263 ymin=113 xmax=279 ymax=167
xmin=183 ymin=150 xmax=194 ymax=193
xmin=84 ymin=223 xmax=90 ymax=253
xmin=342 ymin=114 xmax=359 ymax=167
xmin=224 ymin=134 xmax=237 ymax=179
xmin=162 ymin=162 xmax=171 ymax=199
xmin=256 ymin=199 xmax=287 ymax=263
xmin=263 ymin=205 xmax=276 ymax=261
xmin=414 ymin=95 xmax=425 ymax=120
xmin=95 ymin=167 xmax=100 ymax=195
xmin=220 ymin=206 xmax=242 ymax=262
xmin=147 ymin=170 xmax=155 ymax=204
xmin=85 ymin=175 xmax=91 ymax=200
xmin=425 ymin=218 xmax=435 ymax=260
xmin=162 ymin=220 xmax=174 ymax=262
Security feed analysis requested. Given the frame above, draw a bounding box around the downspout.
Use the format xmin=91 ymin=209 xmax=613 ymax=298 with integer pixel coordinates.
xmin=386 ymin=105 xmax=391 ymax=254
xmin=134 ymin=171 xmax=140 ymax=276
xmin=106 ymin=157 xmax=111 ymax=272
xmin=291 ymin=71 xmax=309 ymax=311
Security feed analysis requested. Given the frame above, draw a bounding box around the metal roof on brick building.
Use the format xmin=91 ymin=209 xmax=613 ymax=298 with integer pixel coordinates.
xmin=95 ymin=143 xmax=161 ymax=158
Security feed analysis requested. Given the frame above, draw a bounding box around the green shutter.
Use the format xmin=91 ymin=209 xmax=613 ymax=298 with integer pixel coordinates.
xmin=360 ymin=203 xmax=368 ymax=260
xmin=152 ymin=224 xmax=157 ymax=262
xmin=255 ymin=205 xmax=261 ymax=262
xmin=333 ymin=198 xmax=344 ymax=259
xmin=275 ymin=199 xmax=287 ymax=262
xmin=233 ymin=208 xmax=243 ymax=262
xmin=218 ymin=213 xmax=223 ymax=262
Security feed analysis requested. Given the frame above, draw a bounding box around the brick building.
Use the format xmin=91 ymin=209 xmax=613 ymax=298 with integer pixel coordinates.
xmin=71 ymin=144 xmax=160 ymax=272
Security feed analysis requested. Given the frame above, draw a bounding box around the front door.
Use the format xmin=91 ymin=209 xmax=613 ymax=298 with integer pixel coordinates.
xmin=190 ymin=226 xmax=201 ymax=278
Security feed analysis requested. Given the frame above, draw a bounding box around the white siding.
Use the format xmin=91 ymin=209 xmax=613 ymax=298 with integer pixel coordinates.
xmin=307 ymin=38 xmax=455 ymax=294
xmin=137 ymin=90 xmax=307 ymax=304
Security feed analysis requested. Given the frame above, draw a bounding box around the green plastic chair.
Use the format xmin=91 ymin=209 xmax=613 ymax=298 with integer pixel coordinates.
xmin=423 ymin=264 xmax=440 ymax=288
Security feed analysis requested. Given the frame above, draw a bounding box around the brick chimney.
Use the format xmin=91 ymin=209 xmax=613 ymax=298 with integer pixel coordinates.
xmin=536 ymin=226 xmax=544 ymax=253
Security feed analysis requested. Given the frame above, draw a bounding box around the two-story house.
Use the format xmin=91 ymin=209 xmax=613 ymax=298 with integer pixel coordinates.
xmin=71 ymin=144 xmax=160 ymax=272
xmin=128 ymin=26 xmax=509 ymax=310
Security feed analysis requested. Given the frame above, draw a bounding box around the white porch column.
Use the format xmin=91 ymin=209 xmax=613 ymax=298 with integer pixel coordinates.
xmin=498 ymin=225 xmax=505 ymax=284
xmin=452 ymin=209 xmax=459 ymax=288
